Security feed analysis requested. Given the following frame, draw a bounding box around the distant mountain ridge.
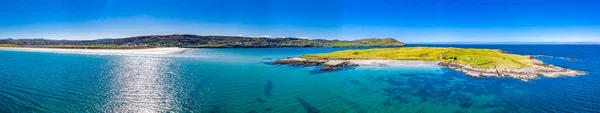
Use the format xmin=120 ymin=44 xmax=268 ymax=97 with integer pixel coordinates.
xmin=0 ymin=34 xmax=405 ymax=48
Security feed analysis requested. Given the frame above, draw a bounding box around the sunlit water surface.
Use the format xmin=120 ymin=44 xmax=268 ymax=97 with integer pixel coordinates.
xmin=0 ymin=45 xmax=599 ymax=112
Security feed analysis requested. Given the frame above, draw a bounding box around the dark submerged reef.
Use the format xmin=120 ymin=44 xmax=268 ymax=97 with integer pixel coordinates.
xmin=264 ymin=80 xmax=273 ymax=99
xmin=295 ymin=97 xmax=321 ymax=113
xmin=371 ymin=69 xmax=523 ymax=111
xmin=334 ymin=95 xmax=368 ymax=113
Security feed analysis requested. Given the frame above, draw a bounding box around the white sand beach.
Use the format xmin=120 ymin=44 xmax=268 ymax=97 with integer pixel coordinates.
xmin=347 ymin=60 xmax=441 ymax=67
xmin=0 ymin=47 xmax=190 ymax=55
xmin=288 ymin=57 xmax=440 ymax=67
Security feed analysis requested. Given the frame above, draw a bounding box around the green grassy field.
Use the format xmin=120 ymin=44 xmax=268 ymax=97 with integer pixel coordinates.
xmin=325 ymin=38 xmax=404 ymax=47
xmin=299 ymin=47 xmax=533 ymax=69
xmin=0 ymin=43 xmax=17 ymax=47
xmin=84 ymin=44 xmax=118 ymax=47
xmin=192 ymin=43 xmax=230 ymax=47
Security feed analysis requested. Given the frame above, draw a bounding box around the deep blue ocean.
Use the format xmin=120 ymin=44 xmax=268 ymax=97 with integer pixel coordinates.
xmin=0 ymin=44 xmax=599 ymax=112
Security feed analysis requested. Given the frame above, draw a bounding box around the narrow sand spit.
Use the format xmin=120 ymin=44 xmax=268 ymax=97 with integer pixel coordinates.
xmin=0 ymin=47 xmax=190 ymax=55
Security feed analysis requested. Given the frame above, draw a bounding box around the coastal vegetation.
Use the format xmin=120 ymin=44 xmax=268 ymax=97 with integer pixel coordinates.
xmin=300 ymin=47 xmax=531 ymax=69
xmin=326 ymin=38 xmax=404 ymax=47
xmin=0 ymin=43 xmax=17 ymax=47
xmin=275 ymin=47 xmax=584 ymax=81
xmin=83 ymin=44 xmax=118 ymax=47
xmin=0 ymin=34 xmax=405 ymax=48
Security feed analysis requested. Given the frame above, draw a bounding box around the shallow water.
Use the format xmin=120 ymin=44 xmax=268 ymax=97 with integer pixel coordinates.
xmin=0 ymin=45 xmax=599 ymax=112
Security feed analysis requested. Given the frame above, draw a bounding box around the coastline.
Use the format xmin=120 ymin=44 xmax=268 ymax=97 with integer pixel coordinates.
xmin=188 ymin=45 xmax=406 ymax=48
xmin=273 ymin=57 xmax=585 ymax=81
xmin=273 ymin=57 xmax=441 ymax=71
xmin=0 ymin=47 xmax=190 ymax=55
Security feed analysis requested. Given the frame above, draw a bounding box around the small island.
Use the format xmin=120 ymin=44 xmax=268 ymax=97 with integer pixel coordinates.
xmin=273 ymin=47 xmax=585 ymax=81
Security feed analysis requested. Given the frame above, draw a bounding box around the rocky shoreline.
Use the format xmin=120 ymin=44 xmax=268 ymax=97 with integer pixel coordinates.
xmin=273 ymin=57 xmax=585 ymax=81
xmin=273 ymin=58 xmax=359 ymax=71
xmin=438 ymin=59 xmax=584 ymax=81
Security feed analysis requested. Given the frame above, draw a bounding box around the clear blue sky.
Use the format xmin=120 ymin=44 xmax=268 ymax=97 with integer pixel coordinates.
xmin=1 ymin=0 xmax=599 ymax=42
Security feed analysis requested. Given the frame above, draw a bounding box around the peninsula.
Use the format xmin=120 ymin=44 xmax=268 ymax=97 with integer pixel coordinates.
xmin=273 ymin=47 xmax=585 ymax=81
xmin=0 ymin=34 xmax=405 ymax=48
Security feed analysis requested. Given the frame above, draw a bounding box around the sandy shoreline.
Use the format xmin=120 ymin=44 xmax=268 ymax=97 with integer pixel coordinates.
xmin=273 ymin=57 xmax=585 ymax=81
xmin=281 ymin=57 xmax=440 ymax=67
xmin=347 ymin=60 xmax=440 ymax=67
xmin=0 ymin=47 xmax=190 ymax=55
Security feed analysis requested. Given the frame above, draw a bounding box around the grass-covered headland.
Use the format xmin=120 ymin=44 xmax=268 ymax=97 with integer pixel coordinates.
xmin=300 ymin=47 xmax=531 ymax=69
xmin=274 ymin=47 xmax=585 ymax=81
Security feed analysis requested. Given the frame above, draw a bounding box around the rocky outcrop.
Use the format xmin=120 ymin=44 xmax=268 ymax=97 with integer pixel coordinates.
xmin=272 ymin=58 xmax=358 ymax=71
xmin=274 ymin=57 xmax=585 ymax=81
xmin=321 ymin=61 xmax=358 ymax=71
xmin=438 ymin=59 xmax=584 ymax=81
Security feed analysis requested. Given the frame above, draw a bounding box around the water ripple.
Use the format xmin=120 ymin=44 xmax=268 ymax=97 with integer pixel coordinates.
xmin=104 ymin=56 xmax=181 ymax=112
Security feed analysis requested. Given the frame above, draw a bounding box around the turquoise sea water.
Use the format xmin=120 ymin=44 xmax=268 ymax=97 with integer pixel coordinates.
xmin=1 ymin=45 xmax=599 ymax=112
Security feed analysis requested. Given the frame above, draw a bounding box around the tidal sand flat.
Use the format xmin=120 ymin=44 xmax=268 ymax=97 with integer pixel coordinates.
xmin=0 ymin=47 xmax=190 ymax=55
xmin=274 ymin=47 xmax=585 ymax=81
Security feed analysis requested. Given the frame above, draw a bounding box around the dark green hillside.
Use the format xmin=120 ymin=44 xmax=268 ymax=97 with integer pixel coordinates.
xmin=0 ymin=34 xmax=405 ymax=48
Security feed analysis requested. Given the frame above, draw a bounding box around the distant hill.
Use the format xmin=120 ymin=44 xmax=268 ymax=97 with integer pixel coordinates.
xmin=0 ymin=34 xmax=405 ymax=48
